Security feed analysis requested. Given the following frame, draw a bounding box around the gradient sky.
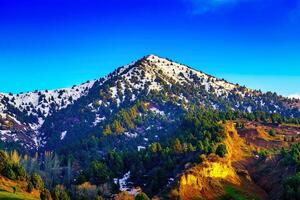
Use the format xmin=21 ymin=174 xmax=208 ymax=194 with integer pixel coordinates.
xmin=0 ymin=0 xmax=299 ymax=97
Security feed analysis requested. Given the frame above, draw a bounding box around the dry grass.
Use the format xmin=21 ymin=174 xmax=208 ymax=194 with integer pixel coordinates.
xmin=0 ymin=176 xmax=40 ymax=200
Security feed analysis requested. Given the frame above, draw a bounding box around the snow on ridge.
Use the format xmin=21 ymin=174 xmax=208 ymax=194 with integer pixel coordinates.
xmin=104 ymin=54 xmax=241 ymax=107
xmin=289 ymin=94 xmax=300 ymax=100
xmin=145 ymin=54 xmax=237 ymax=92
xmin=2 ymin=80 xmax=96 ymax=120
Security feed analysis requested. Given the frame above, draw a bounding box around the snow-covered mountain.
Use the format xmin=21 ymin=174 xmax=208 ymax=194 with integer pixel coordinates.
xmin=0 ymin=81 xmax=95 ymax=148
xmin=0 ymin=55 xmax=299 ymax=151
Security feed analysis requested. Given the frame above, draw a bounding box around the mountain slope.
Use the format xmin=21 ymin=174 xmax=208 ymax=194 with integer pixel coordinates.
xmin=0 ymin=55 xmax=299 ymax=151
xmin=0 ymin=81 xmax=95 ymax=150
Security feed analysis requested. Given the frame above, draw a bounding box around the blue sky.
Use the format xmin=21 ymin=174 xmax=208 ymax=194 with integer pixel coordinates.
xmin=0 ymin=0 xmax=299 ymax=97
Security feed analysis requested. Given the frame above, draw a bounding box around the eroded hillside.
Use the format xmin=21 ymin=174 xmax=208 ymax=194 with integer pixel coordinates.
xmin=170 ymin=121 xmax=300 ymax=200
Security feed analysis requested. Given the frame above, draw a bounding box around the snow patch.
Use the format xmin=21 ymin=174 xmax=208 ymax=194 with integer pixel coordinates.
xmin=138 ymin=146 xmax=146 ymax=151
xmin=149 ymin=107 xmax=165 ymax=116
xmin=60 ymin=131 xmax=67 ymax=140
xmin=289 ymin=94 xmax=300 ymax=99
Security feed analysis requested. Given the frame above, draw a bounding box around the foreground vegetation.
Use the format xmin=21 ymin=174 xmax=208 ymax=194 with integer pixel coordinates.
xmin=1 ymin=107 xmax=300 ymax=199
xmin=0 ymin=189 xmax=38 ymax=200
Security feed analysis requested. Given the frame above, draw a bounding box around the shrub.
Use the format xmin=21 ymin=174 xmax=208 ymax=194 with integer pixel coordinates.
xmin=27 ymin=182 xmax=34 ymax=193
xmin=268 ymin=129 xmax=276 ymax=136
xmin=216 ymin=144 xmax=228 ymax=158
xmin=51 ymin=185 xmax=70 ymax=200
xmin=0 ymin=150 xmax=9 ymax=172
xmin=40 ymin=188 xmax=52 ymax=200
xmin=3 ymin=166 xmax=16 ymax=180
xmin=90 ymin=161 xmax=110 ymax=185
xmin=135 ymin=192 xmax=150 ymax=200
xmin=283 ymin=173 xmax=300 ymax=200
xmin=13 ymin=164 xmax=27 ymax=180
xmin=31 ymin=173 xmax=44 ymax=190
xmin=258 ymin=149 xmax=270 ymax=159
xmin=74 ymin=182 xmax=98 ymax=200
xmin=59 ymin=190 xmax=70 ymax=200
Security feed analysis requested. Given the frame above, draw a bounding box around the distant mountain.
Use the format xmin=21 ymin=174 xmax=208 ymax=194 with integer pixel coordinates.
xmin=0 ymin=55 xmax=299 ymax=151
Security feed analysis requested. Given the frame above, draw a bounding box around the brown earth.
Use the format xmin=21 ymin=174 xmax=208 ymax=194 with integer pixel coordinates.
xmin=174 ymin=121 xmax=300 ymax=200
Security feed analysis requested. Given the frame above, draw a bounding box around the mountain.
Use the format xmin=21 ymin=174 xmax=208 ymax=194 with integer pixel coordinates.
xmin=1 ymin=55 xmax=300 ymax=200
xmin=0 ymin=55 xmax=299 ymax=152
xmin=0 ymin=81 xmax=95 ymax=149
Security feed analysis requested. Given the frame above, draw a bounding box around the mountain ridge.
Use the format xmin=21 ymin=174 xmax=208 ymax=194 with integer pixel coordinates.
xmin=0 ymin=55 xmax=299 ymax=151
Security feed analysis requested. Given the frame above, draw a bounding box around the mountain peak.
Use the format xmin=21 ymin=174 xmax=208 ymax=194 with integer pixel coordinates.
xmin=142 ymin=54 xmax=169 ymax=63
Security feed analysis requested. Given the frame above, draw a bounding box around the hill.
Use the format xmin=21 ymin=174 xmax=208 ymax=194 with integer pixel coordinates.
xmin=0 ymin=55 xmax=300 ymax=199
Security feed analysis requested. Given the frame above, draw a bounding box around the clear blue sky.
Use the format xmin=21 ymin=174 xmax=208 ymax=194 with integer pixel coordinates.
xmin=0 ymin=0 xmax=299 ymax=96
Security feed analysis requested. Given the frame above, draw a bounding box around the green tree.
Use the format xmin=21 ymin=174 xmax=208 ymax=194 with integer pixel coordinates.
xmin=31 ymin=173 xmax=44 ymax=190
xmin=268 ymin=129 xmax=276 ymax=136
xmin=216 ymin=144 xmax=228 ymax=158
xmin=283 ymin=173 xmax=300 ymax=200
xmin=90 ymin=161 xmax=110 ymax=185
xmin=3 ymin=167 xmax=16 ymax=180
xmin=135 ymin=192 xmax=150 ymax=200
xmin=27 ymin=182 xmax=34 ymax=193
xmin=112 ymin=120 xmax=125 ymax=134
xmin=59 ymin=190 xmax=70 ymax=200
xmin=107 ymin=151 xmax=124 ymax=176
xmin=103 ymin=125 xmax=112 ymax=136
xmin=0 ymin=150 xmax=9 ymax=172
xmin=173 ymin=138 xmax=183 ymax=154
xmin=40 ymin=188 xmax=52 ymax=200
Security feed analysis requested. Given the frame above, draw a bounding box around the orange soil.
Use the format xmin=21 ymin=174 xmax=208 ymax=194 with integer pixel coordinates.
xmin=177 ymin=121 xmax=300 ymax=200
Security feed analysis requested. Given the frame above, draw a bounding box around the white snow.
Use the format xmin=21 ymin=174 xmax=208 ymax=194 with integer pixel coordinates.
xmin=60 ymin=131 xmax=67 ymax=140
xmin=119 ymin=171 xmax=130 ymax=191
xmin=2 ymin=81 xmax=95 ymax=125
xmin=0 ymin=130 xmax=11 ymax=135
xmin=137 ymin=146 xmax=146 ymax=151
xmin=124 ymin=132 xmax=138 ymax=138
xmin=92 ymin=54 xmax=246 ymax=111
xmin=114 ymin=171 xmax=140 ymax=195
xmin=149 ymin=107 xmax=165 ymax=116
xmin=247 ymin=106 xmax=252 ymax=113
xmin=93 ymin=115 xmax=106 ymax=126
xmin=289 ymin=94 xmax=300 ymax=99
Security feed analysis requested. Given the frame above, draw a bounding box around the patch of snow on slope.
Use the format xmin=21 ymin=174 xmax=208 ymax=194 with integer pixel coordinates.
xmin=149 ymin=107 xmax=165 ymax=116
xmin=60 ymin=131 xmax=67 ymax=140
xmin=114 ymin=171 xmax=140 ymax=195
xmin=93 ymin=115 xmax=106 ymax=126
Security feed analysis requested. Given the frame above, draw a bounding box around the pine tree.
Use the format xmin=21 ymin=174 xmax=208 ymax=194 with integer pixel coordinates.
xmin=113 ymin=121 xmax=125 ymax=134
xmin=10 ymin=150 xmax=20 ymax=164
xmin=103 ymin=125 xmax=112 ymax=136
xmin=173 ymin=138 xmax=183 ymax=154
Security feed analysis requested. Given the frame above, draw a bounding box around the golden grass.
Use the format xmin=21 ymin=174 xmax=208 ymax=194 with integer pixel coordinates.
xmin=0 ymin=176 xmax=40 ymax=200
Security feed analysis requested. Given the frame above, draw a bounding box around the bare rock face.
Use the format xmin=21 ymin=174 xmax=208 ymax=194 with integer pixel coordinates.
xmin=179 ymin=158 xmax=238 ymax=200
